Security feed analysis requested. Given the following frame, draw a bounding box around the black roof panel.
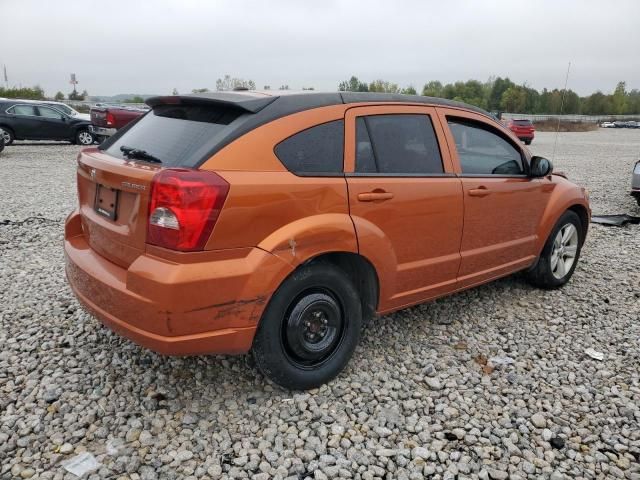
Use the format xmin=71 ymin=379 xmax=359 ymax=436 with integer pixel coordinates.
xmin=137 ymin=91 xmax=493 ymax=167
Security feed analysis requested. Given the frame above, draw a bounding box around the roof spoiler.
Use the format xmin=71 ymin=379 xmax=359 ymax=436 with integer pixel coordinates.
xmin=146 ymin=93 xmax=277 ymax=113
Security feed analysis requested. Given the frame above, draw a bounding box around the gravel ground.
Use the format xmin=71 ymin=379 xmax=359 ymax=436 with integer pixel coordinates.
xmin=1 ymin=131 xmax=639 ymax=480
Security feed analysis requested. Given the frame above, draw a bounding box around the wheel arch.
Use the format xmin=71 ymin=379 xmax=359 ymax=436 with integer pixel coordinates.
xmin=535 ymin=185 xmax=590 ymax=256
xmin=0 ymin=124 xmax=15 ymax=137
xmin=303 ymin=251 xmax=379 ymax=323
xmin=567 ymin=203 xmax=589 ymax=242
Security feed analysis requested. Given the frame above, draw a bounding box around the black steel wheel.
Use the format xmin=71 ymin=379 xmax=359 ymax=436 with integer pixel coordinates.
xmin=252 ymin=263 xmax=362 ymax=390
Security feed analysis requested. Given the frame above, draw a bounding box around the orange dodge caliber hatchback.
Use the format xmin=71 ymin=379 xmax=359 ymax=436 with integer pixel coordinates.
xmin=65 ymin=91 xmax=590 ymax=389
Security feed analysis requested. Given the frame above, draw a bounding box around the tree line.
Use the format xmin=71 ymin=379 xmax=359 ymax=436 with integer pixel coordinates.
xmin=3 ymin=75 xmax=639 ymax=115
xmin=338 ymin=76 xmax=640 ymax=115
xmin=0 ymin=86 xmax=88 ymax=101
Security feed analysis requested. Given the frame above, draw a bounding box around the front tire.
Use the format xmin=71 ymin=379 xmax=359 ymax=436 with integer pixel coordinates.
xmin=75 ymin=129 xmax=94 ymax=146
xmin=252 ymin=263 xmax=362 ymax=390
xmin=526 ymin=210 xmax=583 ymax=289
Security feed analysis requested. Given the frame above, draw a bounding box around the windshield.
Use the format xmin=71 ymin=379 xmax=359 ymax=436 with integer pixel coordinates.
xmin=103 ymin=103 xmax=246 ymax=167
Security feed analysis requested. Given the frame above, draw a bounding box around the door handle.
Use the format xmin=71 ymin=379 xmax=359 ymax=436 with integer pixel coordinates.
xmin=357 ymin=191 xmax=394 ymax=202
xmin=468 ymin=186 xmax=491 ymax=197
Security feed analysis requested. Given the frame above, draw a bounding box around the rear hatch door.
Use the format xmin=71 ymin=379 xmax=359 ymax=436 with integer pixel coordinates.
xmin=77 ymin=95 xmax=269 ymax=266
xmin=77 ymin=148 xmax=157 ymax=268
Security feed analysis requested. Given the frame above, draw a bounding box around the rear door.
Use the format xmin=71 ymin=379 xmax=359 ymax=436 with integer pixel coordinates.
xmin=35 ymin=106 xmax=72 ymax=140
xmin=345 ymin=105 xmax=463 ymax=311
xmin=437 ymin=108 xmax=552 ymax=287
xmin=6 ymin=104 xmax=42 ymax=138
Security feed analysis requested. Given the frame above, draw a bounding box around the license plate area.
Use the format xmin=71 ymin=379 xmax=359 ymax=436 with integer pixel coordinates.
xmin=94 ymin=184 xmax=120 ymax=221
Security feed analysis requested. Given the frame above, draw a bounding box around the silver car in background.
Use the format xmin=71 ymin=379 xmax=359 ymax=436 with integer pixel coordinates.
xmin=632 ymin=161 xmax=640 ymax=206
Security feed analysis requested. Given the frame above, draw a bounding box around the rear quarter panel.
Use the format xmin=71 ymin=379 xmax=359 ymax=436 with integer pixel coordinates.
xmin=200 ymin=104 xmax=358 ymax=266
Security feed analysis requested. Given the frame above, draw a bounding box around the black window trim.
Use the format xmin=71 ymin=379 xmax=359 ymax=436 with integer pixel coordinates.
xmin=352 ymin=112 xmax=446 ymax=177
xmin=273 ymin=118 xmax=345 ymax=177
xmin=346 ymin=172 xmax=457 ymax=178
xmin=447 ymin=115 xmax=530 ymax=178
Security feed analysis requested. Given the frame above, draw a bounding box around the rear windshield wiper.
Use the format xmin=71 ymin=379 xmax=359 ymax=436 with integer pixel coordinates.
xmin=120 ymin=145 xmax=162 ymax=163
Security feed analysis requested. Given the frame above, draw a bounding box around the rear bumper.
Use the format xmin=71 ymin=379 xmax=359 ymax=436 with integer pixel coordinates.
xmin=515 ymin=133 xmax=534 ymax=140
xmin=89 ymin=125 xmax=116 ymax=137
xmin=64 ymin=210 xmax=289 ymax=355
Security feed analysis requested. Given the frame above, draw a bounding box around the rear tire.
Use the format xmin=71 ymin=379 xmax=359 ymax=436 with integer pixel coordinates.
xmin=75 ymin=129 xmax=94 ymax=146
xmin=1 ymin=127 xmax=14 ymax=146
xmin=252 ymin=263 xmax=362 ymax=390
xmin=524 ymin=139 xmax=532 ymax=145
xmin=526 ymin=210 xmax=583 ymax=289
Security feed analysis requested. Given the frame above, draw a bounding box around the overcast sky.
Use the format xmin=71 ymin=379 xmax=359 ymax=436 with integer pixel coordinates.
xmin=2 ymin=0 xmax=639 ymax=97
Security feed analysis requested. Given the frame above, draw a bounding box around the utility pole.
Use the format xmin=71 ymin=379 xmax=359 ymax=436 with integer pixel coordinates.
xmin=3 ymin=65 xmax=8 ymax=89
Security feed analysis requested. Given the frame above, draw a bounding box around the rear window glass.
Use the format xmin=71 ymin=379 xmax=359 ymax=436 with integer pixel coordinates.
xmin=513 ymin=120 xmax=532 ymax=126
xmin=274 ymin=120 xmax=344 ymax=175
xmin=103 ymin=104 xmax=245 ymax=167
xmin=356 ymin=114 xmax=443 ymax=174
xmin=9 ymin=105 xmax=37 ymax=116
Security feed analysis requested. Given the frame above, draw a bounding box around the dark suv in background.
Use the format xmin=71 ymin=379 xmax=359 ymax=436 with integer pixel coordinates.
xmin=0 ymin=100 xmax=94 ymax=145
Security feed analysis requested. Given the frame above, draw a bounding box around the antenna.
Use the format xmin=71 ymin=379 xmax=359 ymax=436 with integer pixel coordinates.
xmin=552 ymin=61 xmax=571 ymax=160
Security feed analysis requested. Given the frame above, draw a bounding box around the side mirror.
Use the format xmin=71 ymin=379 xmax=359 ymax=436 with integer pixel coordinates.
xmin=530 ymin=156 xmax=553 ymax=177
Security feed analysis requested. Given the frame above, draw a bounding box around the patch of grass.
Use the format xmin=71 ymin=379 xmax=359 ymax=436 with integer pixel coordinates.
xmin=533 ymin=120 xmax=598 ymax=132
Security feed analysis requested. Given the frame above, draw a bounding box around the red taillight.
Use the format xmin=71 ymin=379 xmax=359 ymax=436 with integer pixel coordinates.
xmin=106 ymin=112 xmax=116 ymax=126
xmin=147 ymin=169 xmax=229 ymax=252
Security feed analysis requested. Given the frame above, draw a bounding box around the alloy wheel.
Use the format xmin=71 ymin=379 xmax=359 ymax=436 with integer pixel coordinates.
xmin=78 ymin=131 xmax=93 ymax=145
xmin=550 ymin=223 xmax=579 ymax=279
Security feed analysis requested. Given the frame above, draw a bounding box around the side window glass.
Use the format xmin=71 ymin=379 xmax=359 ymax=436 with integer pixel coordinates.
xmin=37 ymin=106 xmax=64 ymax=119
xmin=274 ymin=120 xmax=344 ymax=174
xmin=10 ymin=105 xmax=37 ymax=116
xmin=355 ymin=114 xmax=443 ymax=174
xmin=447 ymin=118 xmax=524 ymax=175
xmin=355 ymin=117 xmax=376 ymax=173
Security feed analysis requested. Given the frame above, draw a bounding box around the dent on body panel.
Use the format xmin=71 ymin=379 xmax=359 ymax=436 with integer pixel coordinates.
xmin=259 ymin=213 xmax=358 ymax=266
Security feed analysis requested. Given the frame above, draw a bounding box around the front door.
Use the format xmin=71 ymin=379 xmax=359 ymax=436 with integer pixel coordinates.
xmin=437 ymin=108 xmax=552 ymax=288
xmin=35 ymin=106 xmax=71 ymax=140
xmin=344 ymin=105 xmax=464 ymax=312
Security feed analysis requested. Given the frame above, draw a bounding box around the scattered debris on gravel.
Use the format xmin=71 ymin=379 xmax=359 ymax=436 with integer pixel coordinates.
xmin=1 ymin=133 xmax=639 ymax=479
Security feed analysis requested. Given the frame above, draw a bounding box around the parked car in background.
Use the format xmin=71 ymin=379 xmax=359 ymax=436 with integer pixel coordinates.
xmin=36 ymin=100 xmax=90 ymax=121
xmin=2 ymin=98 xmax=91 ymax=121
xmin=89 ymin=105 xmax=146 ymax=143
xmin=600 ymin=121 xmax=615 ymax=128
xmin=507 ymin=119 xmax=535 ymax=145
xmin=0 ymin=100 xmax=94 ymax=145
xmin=632 ymin=161 xmax=640 ymax=206
xmin=64 ymin=91 xmax=591 ymax=389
